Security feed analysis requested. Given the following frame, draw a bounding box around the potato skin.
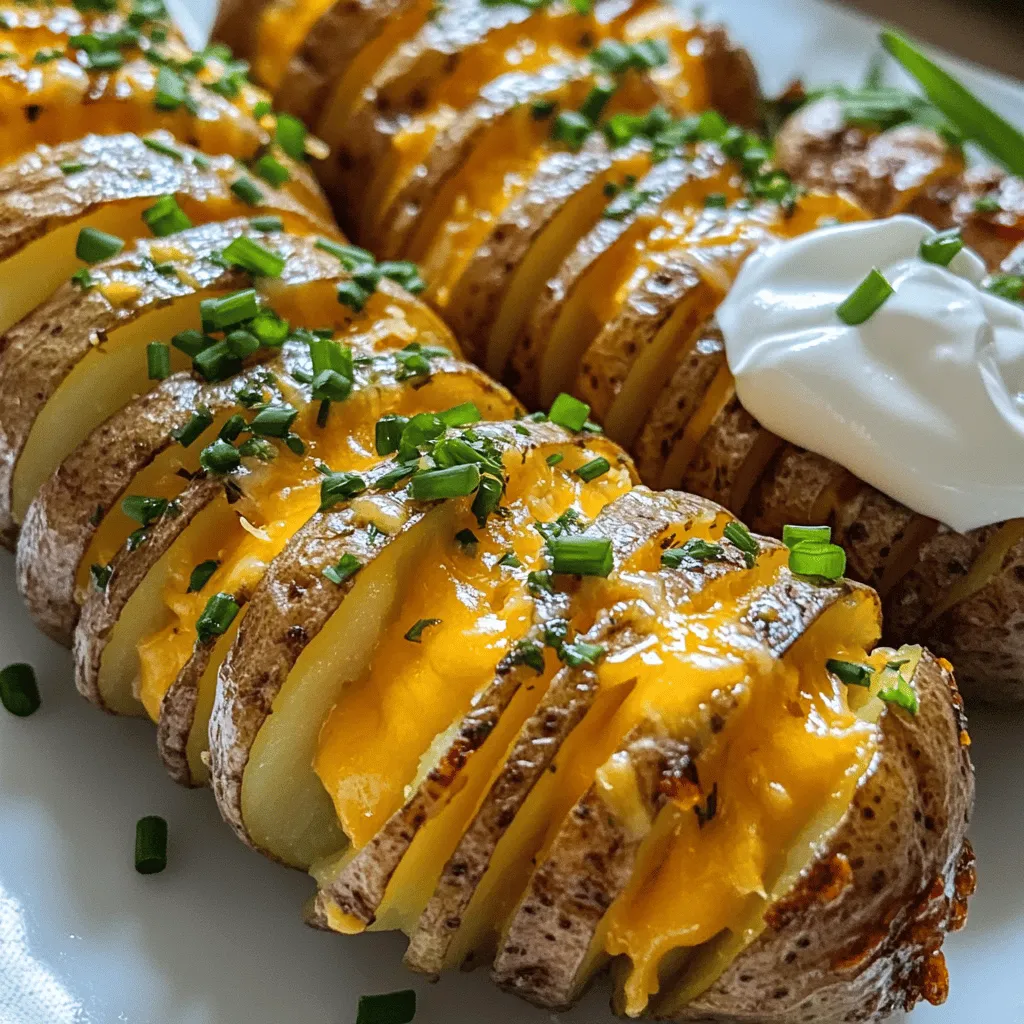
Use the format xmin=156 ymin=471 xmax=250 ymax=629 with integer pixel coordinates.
xmin=666 ymin=651 xmax=974 ymax=1023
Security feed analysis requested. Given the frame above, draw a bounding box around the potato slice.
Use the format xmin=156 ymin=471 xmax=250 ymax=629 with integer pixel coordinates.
xmin=311 ymin=487 xmax=720 ymax=933
xmin=0 ymin=131 xmax=331 ymax=339
xmin=650 ymin=648 xmax=974 ymax=1022
xmin=209 ymin=421 xmax=621 ymax=867
xmin=0 ymin=221 xmax=433 ymax=545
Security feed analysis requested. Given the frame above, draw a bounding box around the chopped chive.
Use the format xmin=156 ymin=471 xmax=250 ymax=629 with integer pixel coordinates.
xmin=76 ymin=227 xmax=124 ymax=264
xmin=146 ymin=341 xmax=171 ymax=380
xmin=315 ymin=237 xmax=376 ymax=268
xmin=199 ymin=438 xmax=241 ymax=474
xmin=704 ymin=192 xmax=729 ymax=209
xmin=788 ymin=540 xmax=847 ymax=579
xmin=249 ymin=403 xmax=297 ymax=438
xmin=723 ymin=520 xmax=759 ymax=568
xmin=548 ymin=393 xmax=590 ymax=432
xmin=552 ymin=110 xmax=592 ymax=151
xmin=60 ymin=161 xmax=87 ymax=175
xmin=878 ymin=673 xmax=919 ymax=715
xmin=319 ymin=470 xmax=367 ymax=510
xmin=579 ymin=79 xmax=616 ymax=124
xmin=134 ymin=815 xmax=167 ymax=874
xmin=121 ymin=494 xmax=168 ymax=526
xmin=221 ymin=236 xmax=285 ymax=278
xmin=375 ymin=414 xmax=408 ymax=456
xmin=71 ymin=268 xmax=96 ymax=290
xmin=549 ymin=535 xmax=613 ymax=577
xmin=0 ymin=664 xmax=40 ymax=717
xmin=498 ymin=551 xmax=521 ymax=568
xmin=409 ymin=463 xmax=481 ymax=501
xmin=238 ymin=437 xmax=276 ymax=462
xmin=142 ymin=194 xmax=192 ymax=237
xmin=356 ymin=990 xmax=417 ymax=1024
xmin=531 ymin=98 xmax=556 ymax=120
xmin=404 ymin=618 xmax=441 ymax=643
xmin=974 ymin=195 xmax=1001 ymax=213
xmin=987 ymin=274 xmax=1024 ymax=304
xmin=230 ymin=176 xmax=264 ymax=207
xmin=337 ymin=279 xmax=371 ymax=312
xmin=171 ymin=329 xmax=212 ymax=357
xmin=201 ymin=289 xmax=259 ymax=330
xmin=250 ymin=214 xmax=284 ymax=233
xmin=254 ymin=153 xmax=290 ymax=186
xmin=919 ymin=227 xmax=963 ymax=266
xmin=782 ymin=524 xmax=831 ymax=549
xmin=285 ymin=433 xmax=305 ymax=455
xmin=508 ymin=639 xmax=545 ymax=674
xmin=143 ymin=135 xmax=184 ymax=161
xmin=661 ymin=538 xmax=725 ymax=567
xmin=250 ymin=309 xmax=290 ymax=346
xmin=154 ymin=65 xmax=187 ymax=110
xmin=527 ymin=569 xmax=554 ymax=594
xmin=575 ymin=456 xmax=610 ymax=482
xmin=375 ymin=463 xmax=417 ymax=490
xmin=439 ymin=402 xmax=481 ymax=428
xmin=470 ymin=473 xmax=502 ymax=525
xmin=193 ymin=341 xmax=241 ymax=382
xmin=90 ymin=563 xmax=112 ymax=590
xmin=826 ymin=658 xmax=873 ymax=688
xmin=559 ymin=639 xmax=606 ymax=667
xmin=379 ymin=260 xmax=426 ymax=294
xmin=195 ymin=592 xmax=239 ymax=643
xmin=836 ymin=268 xmax=893 ymax=325
xmin=546 ymin=453 xmax=564 ymax=466
xmin=323 ymin=552 xmax=362 ymax=585
xmin=187 ymin=559 xmax=219 ymax=593
xmin=275 ymin=113 xmax=308 ymax=161
xmin=225 ymin=329 xmax=259 ymax=358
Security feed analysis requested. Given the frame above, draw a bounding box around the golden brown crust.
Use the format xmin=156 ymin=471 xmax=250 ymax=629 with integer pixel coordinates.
xmin=210 ymin=0 xmax=277 ymax=67
xmin=698 ymin=23 xmax=762 ymax=130
xmin=157 ymin=638 xmax=216 ymax=787
xmin=667 ymin=651 xmax=974 ymax=1023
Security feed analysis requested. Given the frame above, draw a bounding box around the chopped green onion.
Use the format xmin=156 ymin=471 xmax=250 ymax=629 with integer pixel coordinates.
xmin=559 ymin=639 xmax=606 ymax=667
xmin=356 ymin=991 xmax=417 ymax=1024
xmin=575 ymin=456 xmax=610 ymax=482
xmin=546 ymin=453 xmax=564 ymax=466
xmin=171 ymin=406 xmax=214 ymax=447
xmin=193 ymin=341 xmax=241 ymax=382
xmin=881 ymin=30 xmax=1024 ymax=176
xmin=661 ymin=538 xmax=725 ymax=567
xmin=878 ymin=672 xmax=919 ymax=715
xmin=230 ymin=176 xmax=264 ymax=207
xmin=320 ymin=552 xmax=360 ymax=585
xmin=531 ymin=98 xmax=556 ymax=120
xmin=404 ymin=618 xmax=441 ymax=643
xmin=379 ymin=260 xmax=426 ymax=294
xmin=225 ymin=329 xmax=260 ymax=358
xmin=337 ymin=279 xmax=371 ymax=312
xmin=552 ymin=110 xmax=592 ymax=151
xmin=76 ymin=227 xmax=124 ymax=264
xmin=201 ymin=289 xmax=260 ymax=330
xmin=275 ymin=113 xmax=308 ymax=161
xmin=788 ymin=540 xmax=847 ymax=579
xmin=195 ymin=592 xmax=239 ymax=643
xmin=199 ymin=438 xmax=241 ymax=475
xmin=579 ymin=79 xmax=616 ymax=124
xmin=471 ymin=473 xmax=503 ymax=525
xmin=987 ymin=274 xmax=1024 ymax=304
xmin=221 ymin=236 xmax=285 ymax=277
xmin=826 ymin=658 xmax=873 ymax=688
xmin=498 ymin=551 xmax=521 ymax=568
xmin=187 ymin=559 xmax=219 ymax=593
xmin=154 ymin=65 xmax=187 ymax=110
xmin=974 ymin=195 xmax=1002 ymax=213
xmin=836 ymin=268 xmax=893 ymax=326
xmin=723 ymin=520 xmax=759 ymax=568
xmin=142 ymin=194 xmax=192 ymax=237
xmin=315 ymin=238 xmax=375 ymax=268
xmin=250 ymin=309 xmax=290 ymax=346
xmin=254 ymin=153 xmax=290 ymax=187
xmin=121 ymin=494 xmax=168 ymax=526
xmin=439 ymin=402 xmax=480 ymax=428
xmin=455 ymin=527 xmax=478 ymax=550
xmin=249 ymin=403 xmax=297 ymax=438
xmin=409 ymin=463 xmax=481 ymax=501
xmin=703 ymin=192 xmax=728 ymax=209
xmin=90 ymin=563 xmax=112 ymax=590
xmin=60 ymin=161 xmax=87 ymax=175
xmin=508 ymin=639 xmax=545 ymax=674
xmin=143 ymin=135 xmax=184 ymax=161
xmin=549 ymin=535 xmax=613 ymax=577
xmin=0 ymin=663 xmax=40 ymax=717
xmin=250 ymin=214 xmax=284 ymax=233
xmin=548 ymin=393 xmax=590 ymax=432
xmin=146 ymin=341 xmax=171 ymax=380
xmin=134 ymin=816 xmax=167 ymax=874
xmin=782 ymin=524 xmax=831 ymax=549
xmin=919 ymin=227 xmax=964 ymax=267
xmin=218 ymin=414 xmax=245 ymax=442
xmin=319 ymin=470 xmax=367 ymax=510
xmin=527 ymin=569 xmax=554 ymax=594
xmin=171 ymin=329 xmax=212 ymax=358
xmin=375 ymin=414 xmax=408 ymax=456
xmin=71 ymin=268 xmax=96 ymax=290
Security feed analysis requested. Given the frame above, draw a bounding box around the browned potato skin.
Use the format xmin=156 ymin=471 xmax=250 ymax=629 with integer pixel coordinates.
xmin=493 ymin=568 xmax=861 ymax=1009
xmin=209 ymin=421 xmax=564 ymax=857
xmin=444 ymin=136 xmax=653 ymax=363
xmin=663 ymin=651 xmax=974 ymax=1023
xmin=0 ymin=222 xmax=348 ymax=548
xmin=272 ymin=0 xmax=426 ymax=126
xmin=210 ymin=0 xmax=277 ymax=68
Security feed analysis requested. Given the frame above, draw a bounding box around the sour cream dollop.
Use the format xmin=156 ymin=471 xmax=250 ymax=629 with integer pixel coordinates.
xmin=718 ymin=215 xmax=1024 ymax=533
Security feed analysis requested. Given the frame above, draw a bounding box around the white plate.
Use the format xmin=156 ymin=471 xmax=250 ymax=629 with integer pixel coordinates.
xmin=3 ymin=2 xmax=1024 ymax=1021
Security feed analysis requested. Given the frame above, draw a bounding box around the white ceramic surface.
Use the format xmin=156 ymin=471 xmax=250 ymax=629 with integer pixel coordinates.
xmin=2 ymin=1 xmax=1023 ymax=1021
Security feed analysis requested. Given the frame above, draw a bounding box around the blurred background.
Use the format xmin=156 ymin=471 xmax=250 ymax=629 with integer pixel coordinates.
xmin=843 ymin=0 xmax=1024 ymax=78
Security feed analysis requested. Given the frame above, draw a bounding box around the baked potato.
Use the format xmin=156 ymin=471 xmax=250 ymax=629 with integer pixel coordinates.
xmin=0 ymin=2 xmax=981 ymax=1021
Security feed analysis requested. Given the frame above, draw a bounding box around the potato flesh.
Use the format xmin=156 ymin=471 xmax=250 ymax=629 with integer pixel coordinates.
xmin=11 ymin=290 xmax=212 ymax=525
xmin=314 ymin=440 xmax=633 ymax=846
xmin=605 ymin=591 xmax=882 ymax=1015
